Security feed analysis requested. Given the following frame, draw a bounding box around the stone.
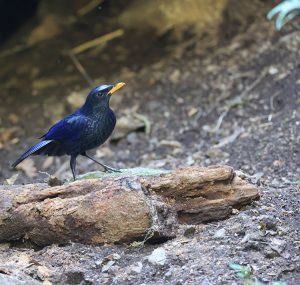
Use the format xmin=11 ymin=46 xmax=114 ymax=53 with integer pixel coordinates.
xmin=147 ymin=248 xmax=167 ymax=266
xmin=214 ymin=228 xmax=226 ymax=239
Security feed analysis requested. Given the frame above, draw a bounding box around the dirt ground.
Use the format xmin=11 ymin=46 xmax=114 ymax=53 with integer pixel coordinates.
xmin=0 ymin=2 xmax=299 ymax=284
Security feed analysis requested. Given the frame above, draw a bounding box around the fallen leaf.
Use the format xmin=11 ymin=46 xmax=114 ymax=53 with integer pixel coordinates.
xmin=37 ymin=265 xmax=51 ymax=280
xmin=27 ymin=15 xmax=63 ymax=46
xmin=101 ymin=260 xmax=115 ymax=273
xmin=188 ymin=107 xmax=198 ymax=117
xmin=7 ymin=113 xmax=19 ymax=124
xmin=169 ymin=69 xmax=181 ymax=83
xmin=17 ymin=158 xmax=37 ymax=178
xmin=273 ymin=160 xmax=285 ymax=168
xmin=0 ymin=127 xmax=20 ymax=150
xmin=17 ymin=253 xmax=32 ymax=267
xmin=96 ymin=147 xmax=114 ymax=158
xmin=6 ymin=174 xmax=19 ymax=185
xmin=111 ymin=113 xmax=147 ymax=141
xmin=0 ymin=267 xmax=11 ymax=275
xmin=32 ymin=78 xmax=57 ymax=92
xmin=0 ymin=243 xmax=10 ymax=251
xmin=134 ymin=113 xmax=151 ymax=134
xmin=42 ymin=157 xmax=54 ymax=169
xmin=104 ymin=253 xmax=121 ymax=261
xmin=10 ymin=137 xmax=19 ymax=144
xmin=66 ymin=90 xmax=87 ymax=109
xmin=0 ymin=127 xmax=18 ymax=144
xmin=160 ymin=140 xmax=182 ymax=148
xmin=213 ymin=127 xmax=244 ymax=148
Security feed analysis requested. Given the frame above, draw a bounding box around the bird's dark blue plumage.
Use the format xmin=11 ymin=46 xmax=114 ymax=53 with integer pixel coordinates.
xmin=12 ymin=82 xmax=125 ymax=180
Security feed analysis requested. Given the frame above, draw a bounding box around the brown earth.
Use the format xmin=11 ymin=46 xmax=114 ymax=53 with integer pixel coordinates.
xmin=0 ymin=1 xmax=299 ymax=284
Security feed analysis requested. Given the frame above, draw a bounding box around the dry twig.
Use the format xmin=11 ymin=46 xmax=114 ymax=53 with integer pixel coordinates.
xmin=68 ymin=29 xmax=124 ymax=86
xmin=77 ymin=0 xmax=104 ymax=16
xmin=68 ymin=52 xmax=94 ymax=87
xmin=71 ymin=29 xmax=124 ymax=55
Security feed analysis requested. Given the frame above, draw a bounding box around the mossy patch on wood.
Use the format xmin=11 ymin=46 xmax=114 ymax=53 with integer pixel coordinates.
xmin=75 ymin=167 xmax=169 ymax=181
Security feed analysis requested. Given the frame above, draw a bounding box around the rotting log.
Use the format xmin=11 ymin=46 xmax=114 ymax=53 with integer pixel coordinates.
xmin=0 ymin=166 xmax=259 ymax=246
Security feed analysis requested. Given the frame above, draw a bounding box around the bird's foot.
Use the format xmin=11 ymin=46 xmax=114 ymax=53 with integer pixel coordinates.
xmin=103 ymin=165 xmax=121 ymax=173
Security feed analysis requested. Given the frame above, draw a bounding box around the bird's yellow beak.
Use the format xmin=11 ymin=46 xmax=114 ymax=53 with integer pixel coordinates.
xmin=108 ymin=82 xmax=126 ymax=95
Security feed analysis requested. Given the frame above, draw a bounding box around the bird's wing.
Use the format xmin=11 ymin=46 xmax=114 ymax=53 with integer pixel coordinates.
xmin=42 ymin=114 xmax=91 ymax=141
xmin=11 ymin=140 xmax=54 ymax=168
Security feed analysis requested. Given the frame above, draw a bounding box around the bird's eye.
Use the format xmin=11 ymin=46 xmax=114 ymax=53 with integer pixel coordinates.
xmin=97 ymin=92 xmax=104 ymax=97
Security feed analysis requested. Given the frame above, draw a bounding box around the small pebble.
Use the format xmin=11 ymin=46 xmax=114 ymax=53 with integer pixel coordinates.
xmin=214 ymin=228 xmax=226 ymax=239
xmin=147 ymin=248 xmax=167 ymax=265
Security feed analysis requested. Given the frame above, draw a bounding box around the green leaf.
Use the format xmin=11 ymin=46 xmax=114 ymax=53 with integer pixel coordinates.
xmin=229 ymin=263 xmax=244 ymax=271
xmin=267 ymin=0 xmax=300 ymax=30
xmin=237 ymin=272 xmax=246 ymax=278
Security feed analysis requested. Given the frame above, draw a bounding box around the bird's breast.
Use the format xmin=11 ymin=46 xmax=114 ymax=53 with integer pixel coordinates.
xmin=82 ymin=111 xmax=116 ymax=149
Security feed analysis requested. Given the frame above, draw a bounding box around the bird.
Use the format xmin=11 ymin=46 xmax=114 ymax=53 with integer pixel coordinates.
xmin=11 ymin=82 xmax=125 ymax=181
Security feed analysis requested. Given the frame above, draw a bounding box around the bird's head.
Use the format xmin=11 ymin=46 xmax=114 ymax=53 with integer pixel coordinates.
xmin=82 ymin=82 xmax=125 ymax=113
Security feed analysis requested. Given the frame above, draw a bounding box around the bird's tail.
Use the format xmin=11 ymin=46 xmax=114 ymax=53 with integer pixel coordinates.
xmin=11 ymin=140 xmax=54 ymax=168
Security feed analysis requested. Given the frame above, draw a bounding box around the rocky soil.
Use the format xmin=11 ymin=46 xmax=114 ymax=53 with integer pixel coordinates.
xmin=0 ymin=1 xmax=299 ymax=284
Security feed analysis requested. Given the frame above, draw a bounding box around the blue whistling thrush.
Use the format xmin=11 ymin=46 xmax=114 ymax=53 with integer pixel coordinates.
xmin=11 ymin=82 xmax=125 ymax=180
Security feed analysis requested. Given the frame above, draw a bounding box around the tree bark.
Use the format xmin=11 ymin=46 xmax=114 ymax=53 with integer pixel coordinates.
xmin=0 ymin=165 xmax=259 ymax=246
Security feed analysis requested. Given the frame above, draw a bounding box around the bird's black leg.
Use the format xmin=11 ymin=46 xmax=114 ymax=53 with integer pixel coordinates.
xmin=82 ymin=152 xmax=121 ymax=173
xmin=70 ymin=155 xmax=77 ymax=181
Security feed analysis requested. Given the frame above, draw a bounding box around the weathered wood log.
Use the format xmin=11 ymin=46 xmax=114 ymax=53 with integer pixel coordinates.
xmin=0 ymin=166 xmax=259 ymax=246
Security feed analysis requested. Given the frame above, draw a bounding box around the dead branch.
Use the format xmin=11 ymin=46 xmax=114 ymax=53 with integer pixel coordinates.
xmin=0 ymin=166 xmax=258 ymax=246
xmin=68 ymin=52 xmax=94 ymax=87
xmin=77 ymin=0 xmax=104 ymax=17
xmin=71 ymin=29 xmax=124 ymax=55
